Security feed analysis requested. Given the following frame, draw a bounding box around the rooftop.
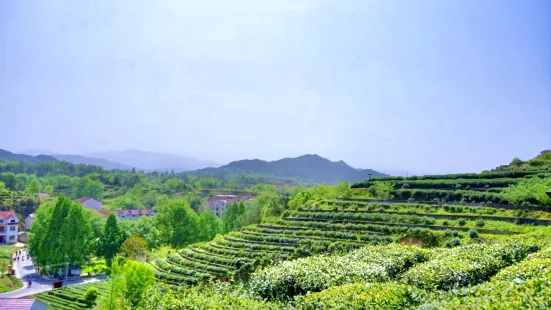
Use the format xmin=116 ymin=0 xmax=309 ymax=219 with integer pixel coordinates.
xmin=0 ymin=210 xmax=16 ymax=220
xmin=0 ymin=298 xmax=43 ymax=310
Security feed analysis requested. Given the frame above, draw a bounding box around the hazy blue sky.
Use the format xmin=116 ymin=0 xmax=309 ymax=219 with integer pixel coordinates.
xmin=1 ymin=0 xmax=549 ymax=174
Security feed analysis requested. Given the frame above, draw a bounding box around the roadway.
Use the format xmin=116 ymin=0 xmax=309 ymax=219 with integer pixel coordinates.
xmin=0 ymin=249 xmax=106 ymax=299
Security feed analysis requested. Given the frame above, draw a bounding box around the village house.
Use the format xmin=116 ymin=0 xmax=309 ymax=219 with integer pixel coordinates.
xmin=0 ymin=211 xmax=19 ymax=244
xmin=205 ymin=195 xmax=240 ymax=218
xmin=99 ymin=209 xmax=155 ymax=221
xmin=78 ymin=197 xmax=103 ymax=211
xmin=25 ymin=213 xmax=35 ymax=231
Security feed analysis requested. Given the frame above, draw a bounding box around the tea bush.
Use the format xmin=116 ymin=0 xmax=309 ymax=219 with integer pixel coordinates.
xmin=249 ymin=244 xmax=430 ymax=300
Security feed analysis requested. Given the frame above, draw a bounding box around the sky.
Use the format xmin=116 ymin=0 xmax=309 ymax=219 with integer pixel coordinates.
xmin=0 ymin=0 xmax=550 ymax=174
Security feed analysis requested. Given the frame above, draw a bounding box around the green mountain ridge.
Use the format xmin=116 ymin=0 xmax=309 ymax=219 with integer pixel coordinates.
xmin=0 ymin=149 xmax=58 ymax=163
xmin=189 ymin=154 xmax=387 ymax=184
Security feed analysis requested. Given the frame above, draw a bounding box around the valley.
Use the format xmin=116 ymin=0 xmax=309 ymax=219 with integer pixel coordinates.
xmin=0 ymin=149 xmax=550 ymax=309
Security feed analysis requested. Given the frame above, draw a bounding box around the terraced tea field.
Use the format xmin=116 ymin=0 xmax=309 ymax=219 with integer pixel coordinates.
xmin=155 ymin=234 xmax=551 ymax=309
xmin=151 ymin=198 xmax=551 ymax=289
xmin=351 ymin=169 xmax=551 ymax=205
xmin=34 ymin=281 xmax=108 ymax=310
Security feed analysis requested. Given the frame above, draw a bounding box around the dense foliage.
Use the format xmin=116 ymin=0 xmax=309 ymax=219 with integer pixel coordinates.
xmin=28 ymin=196 xmax=93 ymax=266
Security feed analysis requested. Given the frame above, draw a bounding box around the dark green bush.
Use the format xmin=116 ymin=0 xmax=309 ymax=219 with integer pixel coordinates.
xmin=444 ymin=237 xmax=461 ymax=248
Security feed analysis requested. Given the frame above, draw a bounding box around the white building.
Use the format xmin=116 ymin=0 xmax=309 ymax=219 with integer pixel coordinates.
xmin=205 ymin=195 xmax=238 ymax=218
xmin=25 ymin=213 xmax=35 ymax=231
xmin=0 ymin=211 xmax=19 ymax=244
xmin=78 ymin=197 xmax=103 ymax=211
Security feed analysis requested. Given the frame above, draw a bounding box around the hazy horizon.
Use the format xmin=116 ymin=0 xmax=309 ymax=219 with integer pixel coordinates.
xmin=1 ymin=0 xmax=550 ymax=174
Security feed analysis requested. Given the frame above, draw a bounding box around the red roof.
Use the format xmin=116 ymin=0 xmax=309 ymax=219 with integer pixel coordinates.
xmin=0 ymin=211 xmax=16 ymax=220
xmin=98 ymin=210 xmax=112 ymax=217
xmin=78 ymin=197 xmax=91 ymax=203
xmin=0 ymin=298 xmax=40 ymax=310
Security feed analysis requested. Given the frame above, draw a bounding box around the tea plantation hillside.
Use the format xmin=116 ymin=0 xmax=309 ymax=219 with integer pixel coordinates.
xmin=31 ymin=151 xmax=551 ymax=309
xmin=149 ymin=196 xmax=551 ymax=289
xmin=351 ymin=167 xmax=551 ymax=205
xmin=111 ymin=233 xmax=551 ymax=309
xmin=34 ymin=201 xmax=551 ymax=309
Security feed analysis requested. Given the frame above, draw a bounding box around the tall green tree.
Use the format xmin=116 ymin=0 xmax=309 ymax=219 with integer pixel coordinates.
xmin=43 ymin=184 xmax=54 ymax=196
xmin=185 ymin=192 xmax=202 ymax=214
xmin=198 ymin=211 xmax=221 ymax=241
xmin=14 ymin=174 xmax=28 ymax=191
xmin=221 ymin=202 xmax=247 ymax=233
xmin=28 ymin=196 xmax=94 ymax=266
xmin=101 ymin=214 xmax=123 ymax=266
xmin=59 ymin=202 xmax=92 ymax=263
xmin=74 ymin=177 xmax=104 ymax=199
xmin=164 ymin=178 xmax=183 ymax=191
xmin=120 ymin=216 xmax=161 ymax=249
xmin=25 ymin=178 xmax=42 ymax=195
xmin=155 ymin=199 xmax=199 ymax=247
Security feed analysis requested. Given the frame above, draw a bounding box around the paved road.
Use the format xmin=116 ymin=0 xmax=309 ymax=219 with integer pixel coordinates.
xmin=0 ymin=249 xmax=106 ymax=299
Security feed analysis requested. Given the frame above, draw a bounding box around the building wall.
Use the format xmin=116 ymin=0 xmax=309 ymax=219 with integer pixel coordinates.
xmin=0 ymin=215 xmax=19 ymax=244
xmin=82 ymin=199 xmax=102 ymax=211
xmin=206 ymin=200 xmax=228 ymax=218
xmin=25 ymin=216 xmax=34 ymax=231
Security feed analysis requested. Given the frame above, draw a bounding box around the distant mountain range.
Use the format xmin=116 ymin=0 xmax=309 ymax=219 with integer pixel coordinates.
xmin=53 ymin=154 xmax=133 ymax=170
xmin=87 ymin=149 xmax=219 ymax=172
xmin=5 ymin=149 xmax=388 ymax=183
xmin=0 ymin=149 xmax=57 ymax=163
xmin=18 ymin=149 xmax=218 ymax=172
xmin=189 ymin=154 xmax=387 ymax=184
xmin=20 ymin=149 xmax=132 ymax=170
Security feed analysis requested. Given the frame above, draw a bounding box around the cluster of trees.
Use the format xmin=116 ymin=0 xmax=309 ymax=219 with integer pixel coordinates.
xmin=28 ymin=195 xmax=265 ymax=268
xmin=28 ymin=196 xmax=92 ymax=267
xmin=0 ymin=159 xmax=283 ymax=199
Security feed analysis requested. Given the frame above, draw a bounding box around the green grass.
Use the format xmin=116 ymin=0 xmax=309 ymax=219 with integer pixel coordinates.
xmin=0 ymin=274 xmax=22 ymax=293
xmin=0 ymin=245 xmax=22 ymax=293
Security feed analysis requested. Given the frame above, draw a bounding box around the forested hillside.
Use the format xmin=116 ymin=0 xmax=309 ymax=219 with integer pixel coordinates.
xmin=191 ymin=154 xmax=387 ymax=184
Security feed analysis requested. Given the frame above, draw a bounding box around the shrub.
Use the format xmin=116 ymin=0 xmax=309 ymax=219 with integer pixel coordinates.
xmin=475 ymin=220 xmax=485 ymax=228
xmin=420 ymin=247 xmax=551 ymax=309
xmin=444 ymin=230 xmax=459 ymax=238
xmin=401 ymin=238 xmax=539 ymax=290
xmin=442 ymin=221 xmax=449 ymax=226
xmin=293 ymin=282 xmax=425 ymax=310
xmin=83 ymin=287 xmax=99 ymax=304
xmin=250 ymin=244 xmax=430 ymax=300
xmin=457 ymin=219 xmax=467 ymax=226
xmin=468 ymin=229 xmax=479 ymax=239
xmin=444 ymin=237 xmax=461 ymax=248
